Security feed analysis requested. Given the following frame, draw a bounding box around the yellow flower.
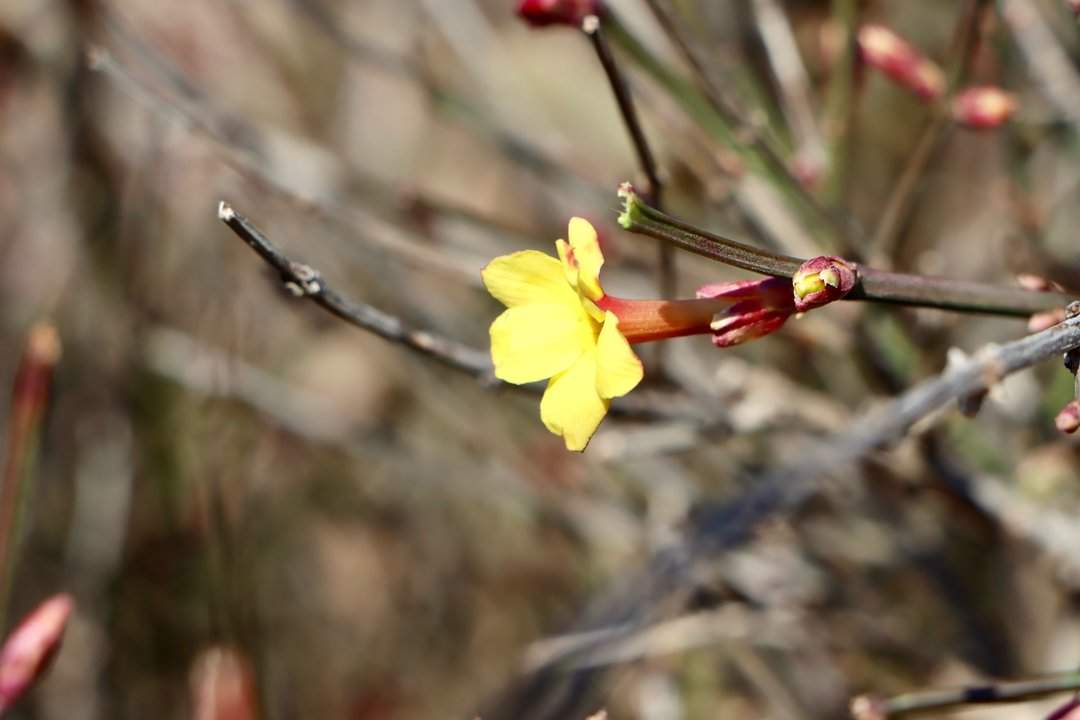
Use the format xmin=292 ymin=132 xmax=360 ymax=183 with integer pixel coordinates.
xmin=482 ymin=218 xmax=796 ymax=451
xmin=482 ymin=218 xmax=644 ymax=451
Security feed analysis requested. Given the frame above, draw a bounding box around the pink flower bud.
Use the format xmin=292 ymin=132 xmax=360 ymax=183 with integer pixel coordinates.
xmin=857 ymin=24 xmax=944 ymax=100
xmin=1069 ymin=0 xmax=1080 ymax=16
xmin=516 ymin=0 xmax=601 ymax=27
xmin=0 ymin=594 xmax=74 ymax=713
xmin=1016 ymin=273 xmax=1065 ymax=293
xmin=953 ymin=86 xmax=1017 ymax=130
xmin=190 ymin=646 xmax=257 ymax=720
xmin=1028 ymin=308 xmax=1066 ymax=333
xmin=1055 ymin=400 xmax=1080 ymax=434
xmin=792 ymin=256 xmax=857 ymax=312
xmin=697 ymin=277 xmax=795 ymax=347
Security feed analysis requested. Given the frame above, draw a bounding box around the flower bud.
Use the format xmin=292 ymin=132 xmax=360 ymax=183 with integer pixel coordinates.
xmin=191 ymin=645 xmax=258 ymax=720
xmin=516 ymin=0 xmax=601 ymax=27
xmin=0 ymin=594 xmax=73 ymax=713
xmin=1055 ymin=400 xmax=1080 ymax=434
xmin=1069 ymin=0 xmax=1080 ymax=16
xmin=792 ymin=256 xmax=857 ymax=312
xmin=857 ymin=24 xmax=944 ymax=100
xmin=1016 ymin=273 xmax=1065 ymax=293
xmin=952 ymin=86 xmax=1017 ymax=130
xmin=1028 ymin=308 xmax=1066 ymax=333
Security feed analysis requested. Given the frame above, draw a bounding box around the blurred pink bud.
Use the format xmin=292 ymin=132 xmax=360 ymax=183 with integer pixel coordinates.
xmin=1016 ymin=273 xmax=1065 ymax=293
xmin=697 ymin=277 xmax=794 ymax=347
xmin=857 ymin=24 xmax=944 ymax=100
xmin=850 ymin=695 xmax=887 ymax=720
xmin=0 ymin=593 xmax=73 ymax=713
xmin=1028 ymin=308 xmax=1067 ymax=333
xmin=953 ymin=86 xmax=1017 ymax=130
xmin=1055 ymin=400 xmax=1080 ymax=434
xmin=1068 ymin=0 xmax=1080 ymax=16
xmin=516 ymin=0 xmax=601 ymax=27
xmin=191 ymin=646 xmax=257 ymax=720
xmin=792 ymin=256 xmax=858 ymax=312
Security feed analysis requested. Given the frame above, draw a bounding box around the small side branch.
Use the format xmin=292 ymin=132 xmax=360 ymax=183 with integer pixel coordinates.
xmin=851 ymin=672 xmax=1080 ymax=719
xmin=618 ymin=185 xmax=1077 ymax=316
xmin=217 ymin=202 xmax=493 ymax=376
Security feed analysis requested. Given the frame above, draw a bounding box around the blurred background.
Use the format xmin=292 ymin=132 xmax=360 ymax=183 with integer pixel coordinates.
xmin=1 ymin=0 xmax=1080 ymax=718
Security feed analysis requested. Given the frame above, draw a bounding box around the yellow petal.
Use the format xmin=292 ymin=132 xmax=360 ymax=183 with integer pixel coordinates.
xmin=555 ymin=239 xmax=578 ymax=289
xmin=490 ymin=304 xmax=585 ymax=384
xmin=482 ymin=251 xmax=577 ymax=308
xmin=595 ymin=312 xmax=644 ymax=399
xmin=568 ymin=217 xmax=605 ymax=301
xmin=540 ymin=354 xmax=609 ymax=452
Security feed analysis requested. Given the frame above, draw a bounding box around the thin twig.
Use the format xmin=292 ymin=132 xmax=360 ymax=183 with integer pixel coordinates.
xmin=218 ymin=202 xmax=493 ymax=375
xmin=582 ymin=13 xmax=673 ymax=304
xmin=751 ymin=0 xmax=827 ymax=183
xmin=619 ymin=185 xmax=1077 ymax=316
xmin=0 ymin=324 xmax=59 ymax=631
xmin=999 ymin=0 xmax=1080 ymax=130
xmin=822 ymin=0 xmax=859 ymax=206
xmin=851 ymin=672 xmax=1080 ymax=719
xmin=582 ymin=16 xmax=663 ymax=209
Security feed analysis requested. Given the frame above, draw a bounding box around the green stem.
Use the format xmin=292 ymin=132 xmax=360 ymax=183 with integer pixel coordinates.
xmin=618 ymin=184 xmax=1076 ymax=316
xmin=619 ymin=183 xmax=802 ymax=276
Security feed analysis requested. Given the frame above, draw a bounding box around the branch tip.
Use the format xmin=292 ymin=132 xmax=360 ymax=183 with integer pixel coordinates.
xmin=217 ymin=201 xmax=235 ymax=221
xmin=617 ymin=181 xmax=641 ymax=229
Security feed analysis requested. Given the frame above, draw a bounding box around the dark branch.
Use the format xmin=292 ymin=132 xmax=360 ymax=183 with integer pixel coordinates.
xmin=851 ymin=672 xmax=1080 ymax=718
xmin=218 ymin=201 xmax=493 ymax=376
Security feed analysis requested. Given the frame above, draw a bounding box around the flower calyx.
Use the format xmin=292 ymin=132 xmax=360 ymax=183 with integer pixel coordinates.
xmin=697 ymin=278 xmax=795 ymax=347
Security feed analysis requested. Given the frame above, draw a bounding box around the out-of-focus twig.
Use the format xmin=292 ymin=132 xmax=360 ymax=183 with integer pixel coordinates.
xmin=751 ymin=0 xmax=827 ymax=184
xmin=999 ymin=0 xmax=1080 ymax=129
xmin=522 ymin=605 xmax=802 ymax=673
xmin=868 ymin=0 xmax=991 ymax=264
xmin=499 ymin=313 xmax=1080 ymax=717
xmin=850 ymin=672 xmax=1080 ymax=719
xmin=822 ymin=0 xmax=859 ymax=205
xmin=635 ymin=0 xmax=846 ymax=245
xmin=86 ymin=44 xmax=502 ymax=284
xmin=0 ymin=325 xmax=60 ymax=630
